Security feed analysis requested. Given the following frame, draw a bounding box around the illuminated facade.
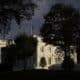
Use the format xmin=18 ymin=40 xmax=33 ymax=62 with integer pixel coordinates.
xmin=34 ymin=35 xmax=77 ymax=69
xmin=0 ymin=37 xmax=77 ymax=70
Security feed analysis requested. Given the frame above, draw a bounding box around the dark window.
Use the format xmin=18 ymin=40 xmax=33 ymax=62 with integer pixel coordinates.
xmin=41 ymin=47 xmax=44 ymax=52
xmin=49 ymin=57 xmax=51 ymax=64
xmin=40 ymin=57 xmax=47 ymax=68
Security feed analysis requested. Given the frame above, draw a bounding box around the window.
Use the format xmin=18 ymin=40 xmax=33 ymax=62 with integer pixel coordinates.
xmin=49 ymin=57 xmax=51 ymax=64
xmin=40 ymin=47 xmax=44 ymax=52
xmin=49 ymin=47 xmax=51 ymax=53
xmin=71 ymin=49 xmax=74 ymax=54
xmin=40 ymin=57 xmax=47 ymax=68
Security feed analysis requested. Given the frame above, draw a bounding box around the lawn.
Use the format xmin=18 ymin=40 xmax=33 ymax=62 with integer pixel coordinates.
xmin=0 ymin=69 xmax=80 ymax=80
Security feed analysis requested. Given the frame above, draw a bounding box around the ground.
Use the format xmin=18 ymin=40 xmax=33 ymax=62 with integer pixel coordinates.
xmin=0 ymin=70 xmax=80 ymax=80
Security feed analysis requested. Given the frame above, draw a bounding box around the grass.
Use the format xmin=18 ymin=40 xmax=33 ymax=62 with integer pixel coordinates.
xmin=0 ymin=69 xmax=80 ymax=79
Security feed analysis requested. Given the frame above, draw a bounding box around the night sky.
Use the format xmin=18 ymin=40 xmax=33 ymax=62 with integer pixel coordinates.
xmin=4 ymin=0 xmax=80 ymax=39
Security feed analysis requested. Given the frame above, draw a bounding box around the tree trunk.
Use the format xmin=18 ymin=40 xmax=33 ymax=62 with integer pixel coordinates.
xmin=64 ymin=42 xmax=70 ymax=58
xmin=77 ymin=46 xmax=80 ymax=63
xmin=62 ymin=42 xmax=74 ymax=71
xmin=23 ymin=55 xmax=26 ymax=71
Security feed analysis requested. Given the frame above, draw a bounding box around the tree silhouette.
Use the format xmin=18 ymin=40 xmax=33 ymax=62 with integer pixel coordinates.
xmin=1 ymin=33 xmax=37 ymax=71
xmin=0 ymin=0 xmax=37 ymax=37
xmin=40 ymin=3 xmax=80 ymax=70
xmin=14 ymin=33 xmax=37 ymax=70
xmin=62 ymin=56 xmax=74 ymax=71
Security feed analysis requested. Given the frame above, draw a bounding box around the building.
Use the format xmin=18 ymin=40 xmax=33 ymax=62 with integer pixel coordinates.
xmin=0 ymin=40 xmax=7 ymax=63
xmin=34 ymin=35 xmax=77 ymax=69
xmin=0 ymin=36 xmax=78 ymax=70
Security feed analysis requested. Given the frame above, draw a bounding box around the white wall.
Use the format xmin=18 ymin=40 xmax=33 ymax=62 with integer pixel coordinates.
xmin=0 ymin=40 xmax=7 ymax=64
xmin=35 ymin=35 xmax=77 ymax=69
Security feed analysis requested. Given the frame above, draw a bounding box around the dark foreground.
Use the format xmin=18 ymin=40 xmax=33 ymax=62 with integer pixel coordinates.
xmin=0 ymin=70 xmax=80 ymax=79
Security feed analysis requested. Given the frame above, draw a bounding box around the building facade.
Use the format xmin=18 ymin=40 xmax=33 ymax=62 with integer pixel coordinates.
xmin=0 ymin=36 xmax=78 ymax=70
xmin=0 ymin=40 xmax=7 ymax=63
xmin=34 ymin=35 xmax=77 ymax=69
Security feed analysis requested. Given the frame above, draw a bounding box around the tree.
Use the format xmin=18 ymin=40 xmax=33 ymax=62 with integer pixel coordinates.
xmin=14 ymin=33 xmax=37 ymax=70
xmin=40 ymin=4 xmax=80 ymax=70
xmin=0 ymin=0 xmax=37 ymax=37
xmin=62 ymin=56 xmax=74 ymax=71
xmin=74 ymin=31 xmax=80 ymax=63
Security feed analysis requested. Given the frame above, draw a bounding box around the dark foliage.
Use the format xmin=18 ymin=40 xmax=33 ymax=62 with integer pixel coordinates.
xmin=40 ymin=3 xmax=80 ymax=45
xmin=14 ymin=33 xmax=37 ymax=70
xmin=0 ymin=33 xmax=37 ymax=71
xmin=40 ymin=3 xmax=80 ymax=70
xmin=62 ymin=56 xmax=74 ymax=71
xmin=40 ymin=3 xmax=80 ymax=60
xmin=14 ymin=33 xmax=37 ymax=59
xmin=0 ymin=0 xmax=37 ymax=36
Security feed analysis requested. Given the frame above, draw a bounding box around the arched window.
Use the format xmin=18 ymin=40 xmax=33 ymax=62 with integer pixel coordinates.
xmin=40 ymin=57 xmax=47 ymax=68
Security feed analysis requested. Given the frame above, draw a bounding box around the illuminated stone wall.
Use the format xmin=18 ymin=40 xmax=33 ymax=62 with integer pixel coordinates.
xmin=0 ymin=40 xmax=7 ymax=63
xmin=34 ymin=35 xmax=77 ymax=69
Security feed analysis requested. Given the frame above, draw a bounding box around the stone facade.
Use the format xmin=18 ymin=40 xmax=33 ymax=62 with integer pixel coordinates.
xmin=34 ymin=35 xmax=77 ymax=69
xmin=0 ymin=37 xmax=78 ymax=70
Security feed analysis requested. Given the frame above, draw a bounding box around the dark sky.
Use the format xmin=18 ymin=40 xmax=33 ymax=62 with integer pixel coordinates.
xmin=4 ymin=0 xmax=80 ymax=39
